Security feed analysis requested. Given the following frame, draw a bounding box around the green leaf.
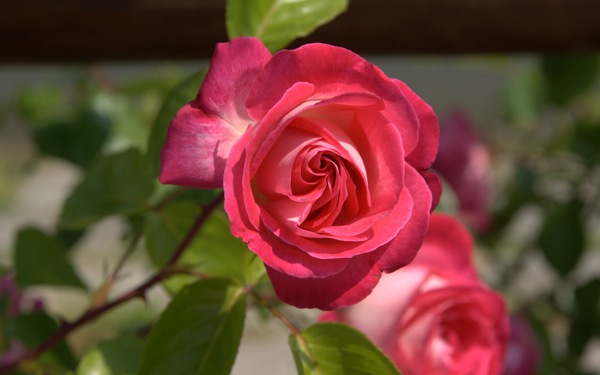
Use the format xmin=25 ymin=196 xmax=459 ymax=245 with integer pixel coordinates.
xmin=145 ymin=201 xmax=200 ymax=267
xmin=145 ymin=202 xmax=265 ymax=293
xmin=60 ymin=148 xmax=154 ymax=230
xmin=490 ymin=166 xmax=536 ymax=233
xmin=542 ymin=54 xmax=600 ymax=106
xmin=34 ymin=109 xmax=111 ymax=168
xmin=226 ymin=0 xmax=348 ymax=53
xmin=14 ymin=227 xmax=85 ymax=289
xmin=8 ymin=312 xmax=77 ymax=370
xmin=528 ymin=310 xmax=560 ymax=375
xmin=145 ymin=69 xmax=207 ymax=179
xmin=17 ymin=85 xmax=65 ymax=126
xmin=568 ymin=317 xmax=593 ymax=357
xmin=571 ymin=121 xmax=600 ymax=165
xmin=538 ymin=200 xmax=585 ymax=277
xmin=77 ymin=349 xmax=112 ymax=375
xmin=96 ymin=333 xmax=145 ymax=375
xmin=56 ymin=229 xmax=86 ymax=250
xmin=574 ymin=278 xmax=600 ymax=321
xmin=289 ymin=322 xmax=401 ymax=375
xmin=569 ymin=278 xmax=600 ymax=356
xmin=502 ymin=70 xmax=547 ymax=126
xmin=137 ymin=279 xmax=246 ymax=375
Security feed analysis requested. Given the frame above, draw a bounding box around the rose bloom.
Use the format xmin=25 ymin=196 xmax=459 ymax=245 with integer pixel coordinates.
xmin=160 ymin=37 xmax=441 ymax=310
xmin=433 ymin=110 xmax=494 ymax=232
xmin=321 ymin=213 xmax=510 ymax=374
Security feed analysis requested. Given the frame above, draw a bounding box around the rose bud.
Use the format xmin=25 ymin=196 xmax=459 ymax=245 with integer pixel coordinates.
xmin=433 ymin=110 xmax=494 ymax=232
xmin=160 ymin=37 xmax=441 ymax=310
xmin=320 ymin=213 xmax=510 ymax=374
xmin=503 ymin=315 xmax=540 ymax=375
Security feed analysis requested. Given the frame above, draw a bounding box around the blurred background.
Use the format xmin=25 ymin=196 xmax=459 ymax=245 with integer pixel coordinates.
xmin=1 ymin=1 xmax=600 ymax=374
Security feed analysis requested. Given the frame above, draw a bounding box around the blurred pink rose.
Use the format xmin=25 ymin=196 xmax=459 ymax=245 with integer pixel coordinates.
xmin=0 ymin=272 xmax=44 ymax=315
xmin=160 ymin=37 xmax=442 ymax=310
xmin=0 ymin=273 xmax=44 ymax=365
xmin=0 ymin=339 xmax=26 ymax=366
xmin=0 ymin=273 xmax=23 ymax=316
xmin=433 ymin=110 xmax=494 ymax=232
xmin=321 ymin=213 xmax=509 ymax=374
xmin=502 ymin=315 xmax=540 ymax=375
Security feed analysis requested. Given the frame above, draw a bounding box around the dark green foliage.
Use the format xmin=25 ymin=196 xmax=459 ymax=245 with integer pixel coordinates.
xmin=542 ymin=54 xmax=600 ymax=106
xmin=538 ymin=200 xmax=585 ymax=276
xmin=33 ymin=109 xmax=110 ymax=168
xmin=137 ymin=279 xmax=246 ymax=375
xmin=289 ymin=322 xmax=401 ymax=375
xmin=227 ymin=0 xmax=348 ymax=53
xmin=145 ymin=203 xmax=265 ymax=294
xmin=7 ymin=312 xmax=77 ymax=370
xmin=97 ymin=333 xmax=146 ymax=374
xmin=571 ymin=121 xmax=600 ymax=165
xmin=60 ymin=148 xmax=155 ymax=229
xmin=14 ymin=227 xmax=85 ymax=289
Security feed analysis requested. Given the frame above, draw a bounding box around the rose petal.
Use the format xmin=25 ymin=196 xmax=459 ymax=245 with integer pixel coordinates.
xmin=376 ymin=164 xmax=433 ymax=273
xmin=196 ymin=37 xmax=271 ymax=129
xmin=160 ymin=104 xmax=245 ymax=188
xmin=342 ymin=268 xmax=430 ymax=352
xmin=246 ymin=43 xmax=420 ymax=155
xmin=395 ymin=79 xmax=439 ymax=172
xmin=258 ymin=116 xmax=412 ymax=258
xmin=266 ymin=248 xmax=384 ymax=310
xmin=412 ymin=213 xmax=477 ymax=277
xmin=160 ymin=37 xmax=271 ymax=188
xmin=224 ymin=125 xmax=349 ymax=278
xmin=421 ymin=171 xmax=442 ymax=212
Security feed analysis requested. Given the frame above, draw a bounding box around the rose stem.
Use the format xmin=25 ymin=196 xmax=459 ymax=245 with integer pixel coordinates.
xmin=93 ymin=185 xmax=194 ymax=307
xmin=249 ymin=290 xmax=321 ymax=374
xmin=249 ymin=290 xmax=301 ymax=336
xmin=0 ymin=192 xmax=224 ymax=374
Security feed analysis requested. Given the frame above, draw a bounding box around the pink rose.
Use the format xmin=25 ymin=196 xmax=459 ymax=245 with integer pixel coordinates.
xmin=433 ymin=110 xmax=494 ymax=232
xmin=321 ymin=213 xmax=510 ymax=373
xmin=160 ymin=37 xmax=441 ymax=310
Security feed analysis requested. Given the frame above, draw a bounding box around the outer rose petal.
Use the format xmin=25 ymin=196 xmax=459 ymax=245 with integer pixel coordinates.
xmin=422 ymin=171 xmax=442 ymax=212
xmin=160 ymin=105 xmax=245 ymax=188
xmin=265 ymin=248 xmax=384 ymax=310
xmin=160 ymin=37 xmax=271 ymax=188
xmin=339 ymin=268 xmax=430 ymax=351
xmin=197 ymin=37 xmax=272 ymax=128
xmin=376 ymin=165 xmax=432 ymax=273
xmin=395 ymin=79 xmax=440 ymax=172
xmin=246 ymin=43 xmax=420 ymax=155
xmin=412 ymin=213 xmax=477 ymax=277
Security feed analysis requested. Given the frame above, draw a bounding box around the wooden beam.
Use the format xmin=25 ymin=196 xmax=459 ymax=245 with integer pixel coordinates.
xmin=2 ymin=0 xmax=600 ymax=63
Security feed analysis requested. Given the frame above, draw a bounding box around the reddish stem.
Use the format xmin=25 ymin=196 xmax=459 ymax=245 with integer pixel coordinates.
xmin=0 ymin=192 xmax=224 ymax=374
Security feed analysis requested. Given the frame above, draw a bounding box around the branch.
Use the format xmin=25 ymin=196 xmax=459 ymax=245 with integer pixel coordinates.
xmin=249 ymin=290 xmax=300 ymax=336
xmin=249 ymin=289 xmax=321 ymax=374
xmin=0 ymin=191 xmax=224 ymax=374
xmin=93 ymin=186 xmax=200 ymax=307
